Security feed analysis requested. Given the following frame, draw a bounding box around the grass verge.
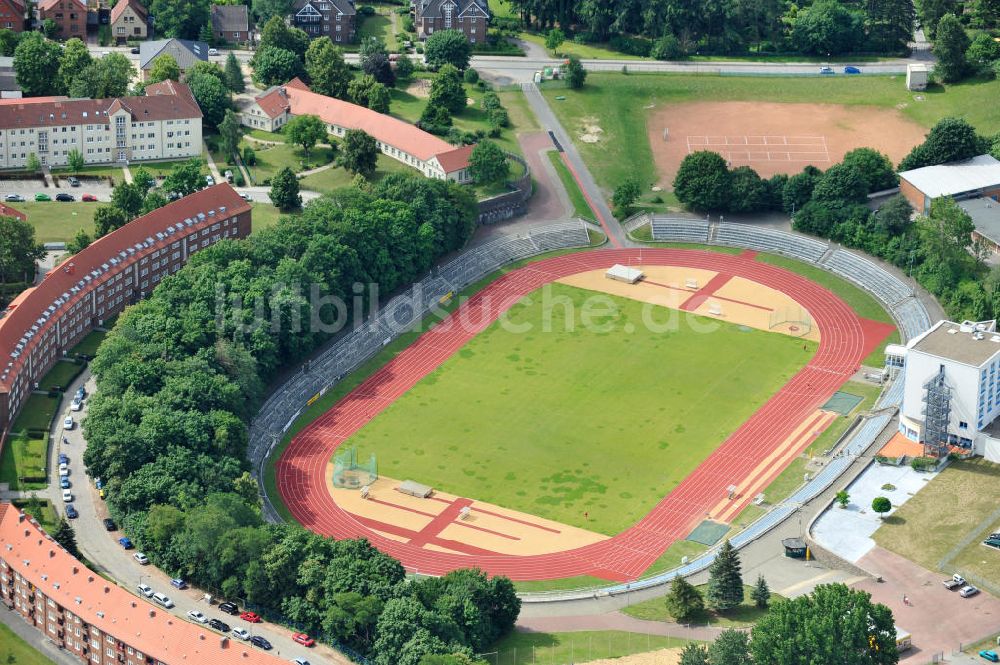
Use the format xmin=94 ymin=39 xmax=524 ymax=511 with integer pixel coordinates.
xmin=37 ymin=360 xmax=84 ymax=392
xmin=623 ymin=584 xmax=783 ymax=627
xmin=70 ymin=330 xmax=106 ymax=358
xmin=490 ymin=630 xmax=696 ymax=664
xmin=0 ymin=621 xmax=54 ymax=665
xmin=546 ymin=150 xmax=594 ymax=219
xmin=21 ymin=201 xmax=99 ymax=244
xmin=11 ymin=393 xmax=59 ymax=433
xmin=0 ymin=434 xmax=47 ymax=490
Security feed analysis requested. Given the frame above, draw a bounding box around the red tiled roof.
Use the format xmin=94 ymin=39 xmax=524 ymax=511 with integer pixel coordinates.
xmin=0 ymin=185 xmax=249 ymax=389
xmin=0 ymin=203 xmax=25 ymax=221
xmin=37 ymin=0 xmax=85 ymax=12
xmin=434 ymin=144 xmax=473 ymax=172
xmin=253 ymin=87 xmax=291 ymax=120
xmin=111 ymin=0 xmax=147 ymax=25
xmin=0 ymin=96 xmax=67 ymax=106
xmin=0 ymin=502 xmax=284 ymax=664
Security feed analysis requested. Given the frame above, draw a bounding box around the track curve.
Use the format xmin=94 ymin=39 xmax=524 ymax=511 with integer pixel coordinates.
xmin=276 ymin=248 xmax=879 ymax=581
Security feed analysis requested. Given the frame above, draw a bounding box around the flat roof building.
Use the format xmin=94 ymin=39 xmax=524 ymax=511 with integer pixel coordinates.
xmin=899 ymin=154 xmax=1000 ymax=213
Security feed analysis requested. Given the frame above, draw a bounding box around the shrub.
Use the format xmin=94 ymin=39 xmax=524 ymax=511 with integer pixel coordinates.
xmin=488 ymin=107 xmax=509 ymax=128
xmin=463 ymin=67 xmax=479 ymax=83
xmin=911 ymin=456 xmax=937 ymax=471
xmin=358 ymin=5 xmax=375 ymax=15
xmin=651 ymin=34 xmax=686 ymax=60
xmin=609 ymin=34 xmax=652 ymax=57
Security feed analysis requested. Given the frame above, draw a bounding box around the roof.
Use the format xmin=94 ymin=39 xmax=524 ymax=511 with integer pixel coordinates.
xmin=292 ymin=0 xmax=355 ymax=15
xmin=899 ymin=154 xmax=1000 ymax=199
xmin=0 ymin=503 xmax=284 ymax=665
xmin=0 ymin=185 xmax=248 ymax=389
xmin=0 ymin=203 xmax=25 ymax=220
xmin=37 ymin=0 xmax=84 ymax=12
xmin=139 ymin=38 xmax=209 ymax=70
xmin=211 ymin=3 xmax=248 ymax=32
xmin=252 ymin=86 xmax=291 ymax=120
xmin=0 ymin=96 xmax=67 ymax=106
xmin=434 ymin=144 xmax=473 ymax=172
xmin=605 ymin=264 xmax=644 ymax=282
xmin=418 ymin=0 xmax=488 ymax=19
xmin=910 ymin=319 xmax=1000 ymax=367
xmin=272 ymin=79 xmax=470 ymax=170
xmin=960 ymin=197 xmax=1000 ymax=245
xmin=110 ymin=0 xmax=146 ymax=25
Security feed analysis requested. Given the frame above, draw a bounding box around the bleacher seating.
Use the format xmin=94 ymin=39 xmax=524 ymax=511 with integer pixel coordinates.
xmin=891 ymin=297 xmax=933 ymax=342
xmin=714 ymin=223 xmax=828 ymax=262
xmin=824 ymin=249 xmax=912 ymax=305
xmin=650 ymin=217 xmax=710 ymax=243
xmin=529 ymin=221 xmax=591 ymax=252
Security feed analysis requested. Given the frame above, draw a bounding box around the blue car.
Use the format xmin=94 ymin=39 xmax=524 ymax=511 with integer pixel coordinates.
xmin=65 ymin=504 xmax=78 ymax=519
xmin=118 ymin=537 xmax=133 ymax=549
xmin=981 ymin=651 xmax=1000 ymax=663
xmin=844 ymin=66 xmax=861 ymax=74
xmin=58 ymin=453 xmax=69 ymax=464
xmin=170 ymin=578 xmax=188 ymax=590
xmin=95 ymin=478 xmax=103 ymax=490
xmin=60 ymin=477 xmax=71 ymax=489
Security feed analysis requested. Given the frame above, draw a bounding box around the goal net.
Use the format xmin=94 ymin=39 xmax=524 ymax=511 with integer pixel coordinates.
xmin=769 ymin=305 xmax=813 ymax=337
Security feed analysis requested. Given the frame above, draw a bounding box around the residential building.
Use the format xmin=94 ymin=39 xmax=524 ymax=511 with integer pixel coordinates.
xmin=0 ymin=56 xmax=21 ymax=98
xmin=290 ymin=0 xmax=356 ymax=44
xmin=0 ymin=0 xmax=23 ymax=31
xmin=0 ymin=501 xmax=285 ymax=665
xmin=0 ymin=79 xmax=202 ymax=169
xmin=413 ymin=0 xmax=489 ymax=44
xmin=109 ymin=0 xmax=146 ymax=43
xmin=888 ymin=319 xmax=1000 ymax=462
xmin=138 ymin=38 xmax=209 ymax=82
xmin=35 ymin=0 xmax=86 ymax=38
xmin=211 ymin=4 xmax=249 ymax=43
xmin=241 ymin=78 xmax=473 ymax=181
xmin=0 ymin=184 xmax=251 ymax=435
xmin=899 ymin=154 xmax=1000 ymax=214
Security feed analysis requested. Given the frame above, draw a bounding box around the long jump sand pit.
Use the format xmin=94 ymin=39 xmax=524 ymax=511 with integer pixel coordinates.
xmin=648 ymin=101 xmax=928 ymax=183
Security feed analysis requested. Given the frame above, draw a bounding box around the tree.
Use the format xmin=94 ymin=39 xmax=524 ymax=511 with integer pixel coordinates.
xmin=141 ymin=191 xmax=169 ymax=215
xmin=811 ymin=163 xmax=869 ymax=203
xmin=424 ymin=29 xmax=472 ymax=70
xmin=751 ymin=574 xmax=770 ymax=609
xmin=835 ymin=490 xmax=850 ymax=508
xmin=224 ymin=52 xmax=245 ymax=93
xmin=782 ymin=166 xmax=823 ymax=215
xmin=709 ymin=629 xmax=751 ymax=665
xmin=428 ymin=64 xmax=466 ymax=113
xmin=66 ymin=228 xmax=93 ymax=255
xmin=871 ymin=496 xmax=892 ymax=518
xmin=841 ymin=147 xmax=897 ymax=193
xmin=933 ymin=13 xmax=971 ymax=83
xmin=342 ymin=129 xmax=379 ymax=177
xmin=148 ymin=0 xmax=212 ymax=40
xmin=349 ymin=74 xmax=391 ymax=113
xmin=875 ymin=195 xmax=915 ymax=235
xmin=395 ymin=55 xmax=415 ymax=81
xmin=258 ymin=15 xmax=309 ymax=59
xmin=69 ymin=53 xmax=133 ymax=99
xmin=93 ymin=205 xmax=129 ymax=237
xmin=468 ymin=140 xmax=509 ymax=184
xmin=678 ymin=643 xmax=710 ymax=665
xmin=13 ymin=32 xmax=63 ymax=97
xmin=306 ymin=39 xmax=351 ymax=99
xmin=67 ymin=149 xmax=85 ymax=173
xmin=565 ymin=55 xmax=587 ymax=89
xmin=728 ymin=166 xmax=770 ymax=213
xmin=112 ymin=183 xmax=145 ymax=220
xmin=41 ymin=18 xmax=59 ymax=39
xmin=251 ymin=46 xmax=303 ymax=87
xmin=612 ymin=177 xmax=641 ymax=213
xmin=186 ymin=60 xmax=228 ymax=86
xmin=651 ymin=34 xmax=685 ymax=60
xmin=790 ymin=0 xmax=863 ymax=55
xmin=864 ymin=0 xmax=915 ymax=54
xmin=285 ymin=114 xmax=327 ymax=159
xmin=544 ymin=28 xmax=565 ymax=53
xmin=0 ymin=216 xmax=44 ymax=284
xmin=360 ymin=36 xmax=395 ymax=87
xmin=674 ymin=151 xmax=731 ymax=211
xmin=750 ymin=583 xmax=897 ymax=665
xmin=199 ymin=22 xmax=215 ymax=46
xmin=898 ymin=117 xmax=985 ymax=171
xmin=214 ymin=111 xmax=241 ymax=166
xmin=242 ymin=145 xmax=257 ymax=167
xmin=251 ymin=0 xmax=293 ymax=24
xmin=463 ymin=67 xmax=478 ymax=84
xmin=148 ymin=55 xmax=182 ymax=84
xmin=367 ymin=83 xmax=391 ymax=114
xmin=58 ymin=38 xmax=93 ymax=94
xmin=132 ymin=167 xmax=155 ymax=196
xmin=25 ymin=153 xmax=40 ymax=173
xmin=970 ymin=0 xmax=1000 ymax=28
xmin=188 ymin=71 xmax=231 ymax=128
xmin=269 ymin=166 xmax=301 ymax=210
xmin=52 ymin=518 xmax=80 ymax=558
xmin=0 ymin=28 xmax=19 ymax=57
xmin=706 ymin=540 xmax=744 ymax=612
xmin=664 ymin=576 xmax=704 ymax=622
xmin=966 ymin=32 xmax=1000 ymax=69
xmin=163 ymin=159 xmax=205 ymax=196
xmin=919 ymin=0 xmax=959 ymax=38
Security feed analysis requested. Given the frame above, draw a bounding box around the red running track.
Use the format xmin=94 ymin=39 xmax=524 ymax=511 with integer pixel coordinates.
xmin=276 ymin=249 xmax=893 ymax=581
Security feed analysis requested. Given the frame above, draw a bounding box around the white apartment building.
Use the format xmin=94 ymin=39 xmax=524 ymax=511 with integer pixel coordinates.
xmin=0 ymin=80 xmax=201 ymax=169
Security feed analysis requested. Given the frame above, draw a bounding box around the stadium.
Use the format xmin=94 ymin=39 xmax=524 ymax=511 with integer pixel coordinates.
xmin=269 ymin=228 xmax=899 ymax=583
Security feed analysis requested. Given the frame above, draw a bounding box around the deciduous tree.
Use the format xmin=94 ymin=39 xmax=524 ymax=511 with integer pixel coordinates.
xmin=0 ymin=216 xmax=44 ymax=284
xmin=13 ymin=32 xmax=63 ymax=97
xmin=673 ymin=151 xmax=731 ymax=211
xmin=269 ymin=166 xmax=301 ymax=210
xmin=188 ymin=71 xmax=231 ymax=128
xmin=148 ymin=0 xmax=211 ymax=40
xmin=306 ymin=38 xmax=351 ymax=98
xmin=58 ymin=38 xmax=92 ymax=94
xmin=612 ymin=176 xmax=641 ymax=213
xmin=163 ymin=159 xmax=205 ymax=196
xmin=147 ymin=54 xmax=182 ymax=84
xmin=898 ymin=117 xmax=985 ymax=171
xmin=258 ymin=15 xmax=309 ymax=59
xmin=342 ymin=129 xmax=378 ymax=177
xmin=285 ymin=114 xmax=327 ymax=159
xmin=709 ymin=628 xmax=751 ymax=665
xmin=67 ymin=149 xmax=85 ymax=173
xmin=93 ymin=205 xmax=129 ymax=237
xmin=932 ymin=13 xmax=970 ymax=83
xmin=544 ymin=27 xmax=565 ymax=52
xmin=428 ymin=64 xmax=466 ymax=113
xmin=360 ymin=36 xmax=395 ymax=87
xmin=872 ymin=496 xmax=892 ymax=518
xmin=469 ymin=140 xmax=509 ymax=184
xmin=251 ymin=46 xmax=303 ymax=86
xmin=424 ymin=29 xmax=472 ymax=70
xmin=565 ymin=55 xmax=587 ymax=88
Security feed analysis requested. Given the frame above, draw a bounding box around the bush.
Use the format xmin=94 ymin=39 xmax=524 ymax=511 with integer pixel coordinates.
xmin=488 ymin=107 xmax=509 ymax=128
xmin=609 ymin=34 xmax=652 ymax=57
xmin=651 ymin=34 xmax=686 ymax=60
xmin=911 ymin=456 xmax=937 ymax=471
xmin=401 ymin=16 xmax=414 ymax=33
xmin=463 ymin=67 xmax=479 ymax=83
xmin=358 ymin=4 xmax=375 ymax=15
xmin=233 ymin=171 xmax=245 ymax=187
xmin=573 ymin=31 xmax=599 ymax=44
xmin=481 ymin=91 xmax=501 ymax=110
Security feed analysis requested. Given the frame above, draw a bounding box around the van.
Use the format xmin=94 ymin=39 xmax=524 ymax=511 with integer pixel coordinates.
xmin=152 ymin=592 xmax=174 ymax=608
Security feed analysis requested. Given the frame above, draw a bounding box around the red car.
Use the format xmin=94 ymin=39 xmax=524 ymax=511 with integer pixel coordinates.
xmin=81 ymin=194 xmax=97 ymax=202
xmin=292 ymin=633 xmax=315 ymax=647
xmin=239 ymin=611 xmax=261 ymax=623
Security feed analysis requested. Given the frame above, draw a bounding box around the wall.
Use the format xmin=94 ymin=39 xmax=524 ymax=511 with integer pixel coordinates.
xmin=898 ymin=178 xmax=927 ymax=213
xmin=476 ymin=152 xmax=531 ymax=224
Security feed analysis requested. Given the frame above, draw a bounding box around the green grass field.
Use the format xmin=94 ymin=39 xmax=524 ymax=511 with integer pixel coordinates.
xmin=357 ymin=9 xmax=399 ymax=51
xmin=623 ymin=584 xmax=784 ymax=627
xmin=0 ymin=434 xmax=48 ymax=490
xmin=490 ymin=630 xmax=695 ymax=664
xmin=542 ymin=73 xmax=1000 ymax=192
xmin=546 ymin=150 xmax=594 ymax=219
xmin=11 ymin=393 xmax=59 ymax=433
xmin=70 ymin=330 xmax=107 ymax=357
xmin=22 ymin=201 xmax=99 ymax=243
xmin=0 ymin=621 xmax=54 ymax=665
xmin=37 ymin=360 xmax=83 ymax=392
xmin=346 ymin=282 xmax=814 ymax=535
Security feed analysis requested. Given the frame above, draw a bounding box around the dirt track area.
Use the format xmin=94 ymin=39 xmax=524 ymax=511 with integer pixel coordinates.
xmin=647 ymin=101 xmax=928 ymax=183
xmin=582 ymin=647 xmax=682 ymax=665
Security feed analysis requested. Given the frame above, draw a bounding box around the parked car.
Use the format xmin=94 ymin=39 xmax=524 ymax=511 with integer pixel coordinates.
xmin=167 ymin=191 xmax=182 ymax=201
xmin=292 ymin=659 xmax=311 ymax=665
xmin=187 ymin=610 xmax=209 ymax=624
xmin=240 ymin=193 xmax=252 ymax=202
xmin=5 ymin=193 xmax=23 ymax=202
xmin=249 ymin=636 xmax=272 ymax=650
xmin=152 ymin=592 xmax=174 ymax=608
xmin=34 ymin=193 xmax=50 ymax=201
xmin=99 ymin=488 xmax=106 ymax=499
xmin=224 ymin=169 xmax=233 ymax=182
xmin=118 ymin=536 xmax=133 ymax=549
xmin=102 ymin=517 xmax=116 ymax=531
xmin=170 ymin=578 xmax=188 ymax=590
xmin=67 ymin=176 xmax=80 ymax=187
xmin=819 ymin=66 xmax=834 ymax=74
xmin=944 ymin=574 xmax=967 ymax=590
xmin=208 ymin=618 xmax=230 ymax=632
xmin=70 ymin=396 xmax=82 ymax=411
xmin=985 ymin=537 xmax=1000 ymax=550
xmin=82 ymin=194 xmax=97 ymax=202
xmin=56 ymin=193 xmax=75 ymax=202
xmin=844 ymin=66 xmax=861 ymax=74
xmin=292 ymin=633 xmax=315 ymax=647
xmin=58 ymin=463 xmax=69 ymax=476
xmin=133 ymin=552 xmax=149 ymax=565
xmin=218 ymin=601 xmax=239 ymax=615
xmin=240 ymin=611 xmax=261 ymax=623
xmin=231 ymin=627 xmax=250 ymax=641
xmin=65 ymin=504 xmax=78 ymax=519
xmin=76 ymin=386 xmax=86 ymax=400
xmin=208 ymin=48 xmax=219 ymax=56
xmin=981 ymin=650 xmax=1000 ymax=663
xmin=60 ymin=477 xmax=70 ymax=489
xmin=960 ymin=585 xmax=981 ymax=598
xmin=63 ymin=415 xmax=74 ymax=430
xmin=95 ymin=478 xmax=103 ymax=490
xmin=205 ymin=175 xmax=215 ymax=186
xmin=61 ymin=489 xmax=72 ymax=502
xmin=136 ymin=583 xmax=154 ymax=598
xmin=58 ymin=453 xmax=69 ymax=464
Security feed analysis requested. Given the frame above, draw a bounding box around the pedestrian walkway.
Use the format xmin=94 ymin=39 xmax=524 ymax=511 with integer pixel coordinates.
xmin=122 ymin=164 xmax=134 ymax=184
xmin=202 ymin=141 xmax=223 ymax=182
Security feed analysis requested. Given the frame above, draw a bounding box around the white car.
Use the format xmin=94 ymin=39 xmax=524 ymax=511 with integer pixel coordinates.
xmin=58 ymin=463 xmax=69 ymax=477
xmin=61 ymin=489 xmax=72 ymax=502
xmin=136 ymin=583 xmax=154 ymax=598
xmin=187 ymin=610 xmax=209 ymax=624
xmin=231 ymin=627 xmax=250 ymax=640
xmin=63 ymin=415 xmax=74 ymax=430
xmin=152 ymin=592 xmax=174 ymax=608
xmin=292 ymin=659 xmax=311 ymax=665
xmin=70 ymin=397 xmax=82 ymax=411
xmin=960 ymin=585 xmax=980 ymax=598
xmin=133 ymin=552 xmax=149 ymax=565
xmin=208 ymin=48 xmax=219 ymax=56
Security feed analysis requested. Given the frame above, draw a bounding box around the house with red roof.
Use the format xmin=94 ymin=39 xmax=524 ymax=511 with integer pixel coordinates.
xmin=109 ymin=0 xmax=147 ymax=43
xmin=0 ymin=0 xmax=24 ymax=31
xmin=35 ymin=0 xmax=86 ymax=38
xmin=241 ymin=78 xmax=473 ymax=182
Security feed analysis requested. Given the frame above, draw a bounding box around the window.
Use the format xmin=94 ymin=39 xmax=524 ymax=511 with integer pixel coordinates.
xmin=959 ymin=421 xmax=968 ymax=429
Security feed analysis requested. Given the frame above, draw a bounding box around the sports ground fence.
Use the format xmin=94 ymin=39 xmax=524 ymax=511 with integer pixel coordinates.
xmin=248 ymin=217 xmax=932 ymax=604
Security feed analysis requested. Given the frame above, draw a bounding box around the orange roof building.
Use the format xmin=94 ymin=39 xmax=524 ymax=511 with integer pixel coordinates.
xmin=241 ymin=78 xmax=473 ymax=182
xmin=0 ymin=502 xmax=285 ymax=665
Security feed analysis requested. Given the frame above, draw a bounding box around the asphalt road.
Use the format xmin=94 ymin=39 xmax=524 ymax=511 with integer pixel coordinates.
xmin=50 ymin=369 xmax=350 ymax=665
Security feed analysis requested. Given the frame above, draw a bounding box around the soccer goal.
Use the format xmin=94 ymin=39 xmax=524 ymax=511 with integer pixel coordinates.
xmin=333 ymin=447 xmax=378 ymax=489
xmin=769 ymin=305 xmax=813 ymax=337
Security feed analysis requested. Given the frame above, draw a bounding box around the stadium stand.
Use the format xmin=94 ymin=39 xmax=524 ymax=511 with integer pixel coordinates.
xmin=529 ymin=221 xmax=592 ymax=252
xmin=714 ymin=223 xmax=829 ymax=262
xmin=650 ymin=216 xmax=711 ymax=243
xmin=891 ymin=297 xmax=933 ymax=342
xmin=823 ymin=249 xmax=912 ymax=305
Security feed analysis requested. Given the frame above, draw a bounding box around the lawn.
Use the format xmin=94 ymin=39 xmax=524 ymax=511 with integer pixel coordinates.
xmin=541 ymin=73 xmax=1000 ymax=192
xmin=490 ymin=630 xmax=695 ymax=664
xmin=251 ymin=202 xmax=286 ymax=232
xmin=345 ymin=282 xmax=814 ymax=535
xmin=244 ymin=141 xmax=337 ymax=183
xmin=21 ymin=201 xmax=99 ymax=243
xmin=0 ymin=616 xmax=55 ymax=665
xmin=51 ymin=164 xmax=124 ymax=184
xmin=37 ymin=359 xmax=84 ymax=392
xmin=874 ymin=458 xmax=1000 ymax=586
xmin=141 ymin=159 xmax=210 ymax=179
xmin=546 ymin=150 xmax=594 ymax=219
xmin=0 ymin=433 xmax=47 ymax=490
xmin=357 ymin=9 xmax=398 ymax=51
xmin=298 ymin=154 xmax=413 ymax=194
xmin=11 ymin=393 xmax=59 ymax=433
xmin=70 ymin=329 xmax=107 ymax=357
xmin=247 ymin=128 xmax=287 ymax=143
xmin=12 ymin=498 xmax=59 ymax=534
xmin=624 ymin=584 xmax=784 ymax=627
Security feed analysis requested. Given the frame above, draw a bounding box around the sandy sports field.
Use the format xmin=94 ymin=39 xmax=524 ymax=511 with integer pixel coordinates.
xmin=582 ymin=648 xmax=682 ymax=665
xmin=647 ymin=101 xmax=928 ymax=182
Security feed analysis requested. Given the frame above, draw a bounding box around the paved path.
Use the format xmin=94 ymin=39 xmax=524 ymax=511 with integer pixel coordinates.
xmin=517 ymin=612 xmax=727 ymax=642
xmin=518 ymin=131 xmax=573 ymax=221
